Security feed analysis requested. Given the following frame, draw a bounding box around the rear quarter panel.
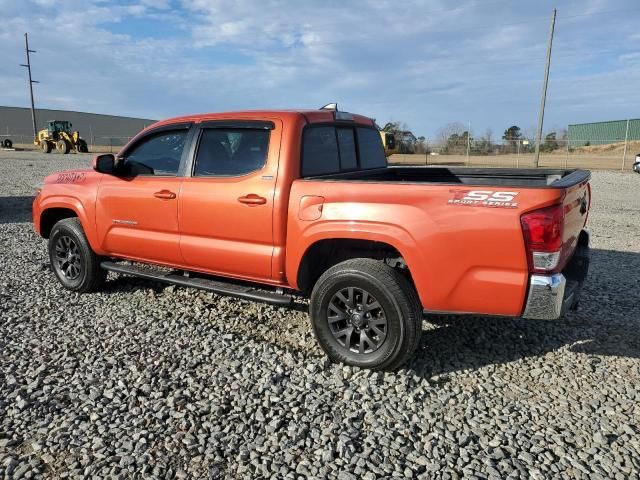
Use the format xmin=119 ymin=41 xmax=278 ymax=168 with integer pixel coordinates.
xmin=286 ymin=180 xmax=565 ymax=317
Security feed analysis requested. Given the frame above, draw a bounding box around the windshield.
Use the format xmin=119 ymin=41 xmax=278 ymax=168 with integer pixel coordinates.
xmin=50 ymin=121 xmax=70 ymax=132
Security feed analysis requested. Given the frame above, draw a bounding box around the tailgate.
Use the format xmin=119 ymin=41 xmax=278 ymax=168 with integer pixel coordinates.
xmin=561 ymin=177 xmax=590 ymax=266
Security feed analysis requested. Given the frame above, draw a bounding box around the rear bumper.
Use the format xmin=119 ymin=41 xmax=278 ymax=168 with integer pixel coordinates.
xmin=522 ymin=230 xmax=590 ymax=320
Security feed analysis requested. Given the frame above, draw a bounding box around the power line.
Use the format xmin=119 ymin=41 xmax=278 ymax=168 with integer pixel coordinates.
xmin=560 ymin=7 xmax=640 ymax=20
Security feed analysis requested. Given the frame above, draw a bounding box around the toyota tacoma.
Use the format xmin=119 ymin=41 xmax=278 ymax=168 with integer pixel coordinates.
xmin=33 ymin=107 xmax=591 ymax=370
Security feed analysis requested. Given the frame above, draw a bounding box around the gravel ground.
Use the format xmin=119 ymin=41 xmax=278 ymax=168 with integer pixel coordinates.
xmin=1 ymin=151 xmax=639 ymax=479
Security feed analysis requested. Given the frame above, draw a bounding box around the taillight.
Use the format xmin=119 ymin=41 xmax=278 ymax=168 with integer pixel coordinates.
xmin=521 ymin=204 xmax=564 ymax=273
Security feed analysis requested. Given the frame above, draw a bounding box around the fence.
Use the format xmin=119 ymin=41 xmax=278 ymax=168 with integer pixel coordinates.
xmin=390 ymin=138 xmax=640 ymax=171
xmin=3 ymin=129 xmax=640 ymax=171
xmin=1 ymin=133 xmax=135 ymax=153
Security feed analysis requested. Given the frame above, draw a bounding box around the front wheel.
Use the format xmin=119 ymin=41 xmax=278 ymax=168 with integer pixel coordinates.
xmin=48 ymin=218 xmax=106 ymax=292
xmin=310 ymin=258 xmax=422 ymax=370
xmin=56 ymin=139 xmax=70 ymax=154
xmin=77 ymin=140 xmax=88 ymax=153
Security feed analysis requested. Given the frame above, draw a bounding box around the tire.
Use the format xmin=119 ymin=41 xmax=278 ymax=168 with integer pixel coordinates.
xmin=56 ymin=139 xmax=70 ymax=154
xmin=48 ymin=218 xmax=106 ymax=293
xmin=309 ymin=258 xmax=422 ymax=370
xmin=2 ymin=139 xmax=12 ymax=148
xmin=77 ymin=140 xmax=88 ymax=153
xmin=42 ymin=141 xmax=52 ymax=153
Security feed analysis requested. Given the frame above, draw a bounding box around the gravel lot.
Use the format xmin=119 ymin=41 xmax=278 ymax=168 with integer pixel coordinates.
xmin=1 ymin=151 xmax=639 ymax=479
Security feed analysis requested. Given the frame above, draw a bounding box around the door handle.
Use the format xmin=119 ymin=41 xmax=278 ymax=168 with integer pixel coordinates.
xmin=154 ymin=190 xmax=176 ymax=200
xmin=238 ymin=194 xmax=267 ymax=206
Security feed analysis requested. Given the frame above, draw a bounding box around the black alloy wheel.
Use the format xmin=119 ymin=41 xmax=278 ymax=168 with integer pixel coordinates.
xmin=309 ymin=258 xmax=423 ymax=370
xmin=53 ymin=235 xmax=82 ymax=281
xmin=48 ymin=218 xmax=106 ymax=292
xmin=327 ymin=286 xmax=388 ymax=354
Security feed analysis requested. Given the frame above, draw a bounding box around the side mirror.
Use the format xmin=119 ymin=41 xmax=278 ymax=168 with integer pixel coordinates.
xmin=92 ymin=154 xmax=115 ymax=174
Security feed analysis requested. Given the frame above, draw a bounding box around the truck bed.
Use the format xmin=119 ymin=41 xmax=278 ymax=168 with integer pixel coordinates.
xmin=304 ymin=166 xmax=590 ymax=188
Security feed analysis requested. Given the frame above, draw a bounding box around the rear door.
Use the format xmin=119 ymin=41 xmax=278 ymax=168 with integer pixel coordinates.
xmin=178 ymin=120 xmax=281 ymax=281
xmin=95 ymin=124 xmax=192 ymax=265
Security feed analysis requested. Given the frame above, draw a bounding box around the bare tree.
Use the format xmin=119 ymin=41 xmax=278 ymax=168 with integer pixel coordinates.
xmin=436 ymin=122 xmax=465 ymax=148
xmin=484 ymin=128 xmax=493 ymax=146
xmin=477 ymin=128 xmax=494 ymax=155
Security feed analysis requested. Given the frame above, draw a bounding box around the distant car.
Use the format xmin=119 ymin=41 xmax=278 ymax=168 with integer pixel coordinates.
xmin=634 ymin=154 xmax=640 ymax=174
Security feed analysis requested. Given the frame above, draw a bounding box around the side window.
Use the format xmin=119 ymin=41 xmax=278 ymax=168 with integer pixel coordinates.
xmin=122 ymin=130 xmax=187 ymax=176
xmin=337 ymin=128 xmax=357 ymax=170
xmin=301 ymin=127 xmax=339 ymax=176
xmin=194 ymin=129 xmax=269 ymax=176
xmin=357 ymin=127 xmax=387 ymax=169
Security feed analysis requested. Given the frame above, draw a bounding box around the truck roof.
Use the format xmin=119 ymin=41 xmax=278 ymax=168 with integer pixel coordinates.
xmin=148 ymin=109 xmax=376 ymax=130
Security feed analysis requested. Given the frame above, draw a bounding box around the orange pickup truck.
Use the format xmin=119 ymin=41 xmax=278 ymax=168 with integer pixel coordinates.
xmin=33 ymin=108 xmax=591 ymax=370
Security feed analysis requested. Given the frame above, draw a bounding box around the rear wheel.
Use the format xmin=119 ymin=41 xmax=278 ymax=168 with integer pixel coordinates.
xmin=56 ymin=139 xmax=70 ymax=154
xmin=77 ymin=140 xmax=88 ymax=153
xmin=2 ymin=139 xmax=12 ymax=148
xmin=310 ymin=258 xmax=422 ymax=370
xmin=48 ymin=218 xmax=106 ymax=293
xmin=41 ymin=141 xmax=52 ymax=153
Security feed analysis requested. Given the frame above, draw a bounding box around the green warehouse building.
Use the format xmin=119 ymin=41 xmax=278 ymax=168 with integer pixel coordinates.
xmin=568 ymin=119 xmax=640 ymax=146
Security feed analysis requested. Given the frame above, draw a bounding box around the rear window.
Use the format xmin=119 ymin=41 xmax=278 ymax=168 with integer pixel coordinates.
xmin=301 ymin=125 xmax=386 ymax=177
xmin=357 ymin=127 xmax=387 ymax=169
xmin=337 ymin=128 xmax=357 ymax=170
xmin=301 ymin=127 xmax=339 ymax=176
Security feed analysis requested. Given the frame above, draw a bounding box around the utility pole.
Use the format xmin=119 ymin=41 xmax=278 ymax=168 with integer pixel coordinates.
xmin=466 ymin=121 xmax=471 ymax=166
xmin=20 ymin=33 xmax=39 ymax=141
xmin=621 ymin=118 xmax=630 ymax=171
xmin=534 ymin=8 xmax=556 ymax=168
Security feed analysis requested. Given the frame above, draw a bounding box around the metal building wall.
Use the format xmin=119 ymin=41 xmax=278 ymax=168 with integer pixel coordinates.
xmin=0 ymin=106 xmax=156 ymax=146
xmin=568 ymin=119 xmax=640 ymax=146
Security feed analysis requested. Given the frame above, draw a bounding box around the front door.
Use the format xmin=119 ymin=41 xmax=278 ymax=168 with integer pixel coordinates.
xmin=178 ymin=121 xmax=280 ymax=281
xmin=96 ymin=126 xmax=191 ymax=265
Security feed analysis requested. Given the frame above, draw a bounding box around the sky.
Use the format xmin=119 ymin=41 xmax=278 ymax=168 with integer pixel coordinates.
xmin=0 ymin=0 xmax=639 ymax=140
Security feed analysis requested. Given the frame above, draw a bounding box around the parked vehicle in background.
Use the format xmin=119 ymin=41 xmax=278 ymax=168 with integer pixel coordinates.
xmin=32 ymin=107 xmax=592 ymax=370
xmin=35 ymin=120 xmax=89 ymax=154
xmin=379 ymin=130 xmax=398 ymax=156
xmin=634 ymin=154 xmax=640 ymax=174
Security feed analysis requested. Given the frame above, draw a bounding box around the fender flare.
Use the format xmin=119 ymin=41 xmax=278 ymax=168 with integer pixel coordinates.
xmin=287 ymin=220 xmax=430 ymax=305
xmin=38 ymin=196 xmax=102 ymax=253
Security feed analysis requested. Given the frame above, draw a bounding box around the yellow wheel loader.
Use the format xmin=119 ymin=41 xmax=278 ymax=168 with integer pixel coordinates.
xmin=380 ymin=131 xmax=398 ymax=157
xmin=35 ymin=120 xmax=89 ymax=154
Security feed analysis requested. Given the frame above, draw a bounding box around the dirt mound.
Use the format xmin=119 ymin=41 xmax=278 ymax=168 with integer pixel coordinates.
xmin=573 ymin=140 xmax=640 ymax=154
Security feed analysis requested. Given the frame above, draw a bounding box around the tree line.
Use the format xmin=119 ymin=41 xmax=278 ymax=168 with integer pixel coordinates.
xmin=382 ymin=121 xmax=566 ymax=155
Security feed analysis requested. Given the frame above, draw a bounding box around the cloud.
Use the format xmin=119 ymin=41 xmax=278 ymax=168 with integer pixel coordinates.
xmin=0 ymin=0 xmax=638 ymax=137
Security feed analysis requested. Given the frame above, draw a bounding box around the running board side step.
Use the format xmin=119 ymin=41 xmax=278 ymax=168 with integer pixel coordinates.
xmin=100 ymin=261 xmax=293 ymax=307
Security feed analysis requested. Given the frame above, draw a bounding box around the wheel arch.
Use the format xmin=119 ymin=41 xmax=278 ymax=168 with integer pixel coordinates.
xmin=40 ymin=207 xmax=79 ymax=238
xmin=295 ymin=237 xmax=418 ymax=298
xmin=39 ymin=197 xmax=90 ymax=240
